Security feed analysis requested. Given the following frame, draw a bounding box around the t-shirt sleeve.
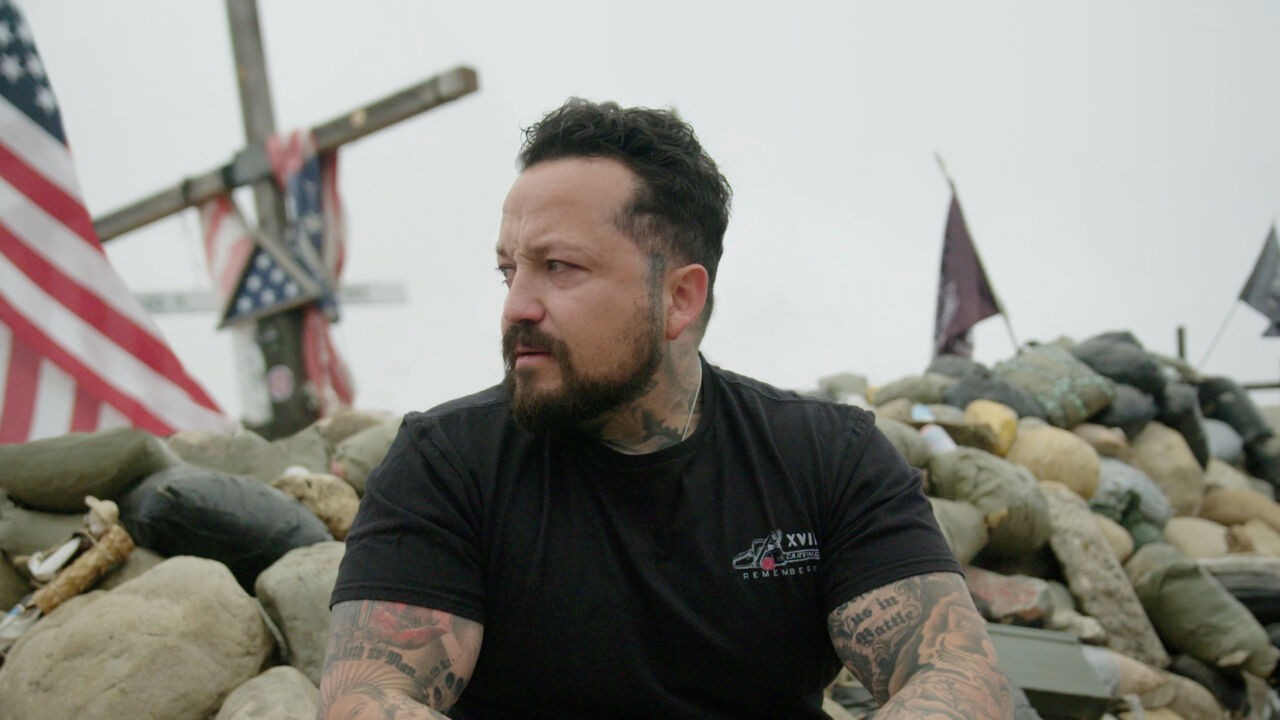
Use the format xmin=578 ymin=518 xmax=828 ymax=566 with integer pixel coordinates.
xmin=330 ymin=415 xmax=487 ymax=624
xmin=820 ymin=410 xmax=961 ymax=615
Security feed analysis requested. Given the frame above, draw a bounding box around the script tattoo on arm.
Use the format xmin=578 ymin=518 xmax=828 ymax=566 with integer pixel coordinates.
xmin=317 ymin=600 xmax=483 ymax=720
xmin=827 ymin=572 xmax=1013 ymax=719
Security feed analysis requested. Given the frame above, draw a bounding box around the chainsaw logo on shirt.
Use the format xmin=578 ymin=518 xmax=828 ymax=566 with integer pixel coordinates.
xmin=733 ymin=529 xmax=820 ymax=579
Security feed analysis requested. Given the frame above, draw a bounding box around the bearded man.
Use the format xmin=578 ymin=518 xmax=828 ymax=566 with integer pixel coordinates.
xmin=318 ymin=98 xmax=1013 ymax=719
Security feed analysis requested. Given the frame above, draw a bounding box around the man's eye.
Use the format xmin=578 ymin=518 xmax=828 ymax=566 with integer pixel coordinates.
xmin=496 ymin=265 xmax=515 ymax=285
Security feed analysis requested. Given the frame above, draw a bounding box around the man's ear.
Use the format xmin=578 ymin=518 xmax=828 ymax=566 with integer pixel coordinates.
xmin=665 ymin=263 xmax=709 ymax=341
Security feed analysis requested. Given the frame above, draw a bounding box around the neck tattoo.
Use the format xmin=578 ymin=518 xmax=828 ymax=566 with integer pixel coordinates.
xmin=679 ymin=364 xmax=702 ymax=441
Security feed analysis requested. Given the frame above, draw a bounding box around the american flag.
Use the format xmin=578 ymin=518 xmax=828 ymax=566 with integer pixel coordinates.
xmin=205 ymin=130 xmax=353 ymax=415
xmin=0 ymin=0 xmax=226 ymax=443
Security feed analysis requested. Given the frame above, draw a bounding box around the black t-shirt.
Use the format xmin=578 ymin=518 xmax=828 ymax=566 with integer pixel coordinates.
xmin=332 ymin=360 xmax=959 ymax=719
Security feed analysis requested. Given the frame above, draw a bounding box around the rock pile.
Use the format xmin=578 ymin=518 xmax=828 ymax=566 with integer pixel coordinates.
xmin=1 ymin=331 xmax=1279 ymax=719
xmin=819 ymin=332 xmax=1280 ymax=719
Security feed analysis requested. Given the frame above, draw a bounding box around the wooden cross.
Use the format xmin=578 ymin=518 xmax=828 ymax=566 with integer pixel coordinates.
xmin=92 ymin=0 xmax=478 ymax=439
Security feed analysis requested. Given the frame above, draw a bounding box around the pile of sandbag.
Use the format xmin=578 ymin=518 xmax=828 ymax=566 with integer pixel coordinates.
xmin=0 ymin=409 xmax=399 ymax=719
xmin=830 ymin=330 xmax=1280 ymax=719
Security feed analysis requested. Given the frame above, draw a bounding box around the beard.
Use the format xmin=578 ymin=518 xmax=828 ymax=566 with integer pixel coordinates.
xmin=501 ymin=307 xmax=664 ymax=436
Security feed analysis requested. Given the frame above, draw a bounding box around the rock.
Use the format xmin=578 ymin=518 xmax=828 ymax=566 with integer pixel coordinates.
xmin=963 ymin=565 xmax=1054 ymax=625
xmin=1041 ymin=480 xmax=1169 ymax=667
xmin=0 ymin=557 xmax=272 ymax=720
xmin=963 ymin=399 xmax=1018 ymax=457
xmin=1234 ymin=519 xmax=1280 ymax=557
xmin=168 ymin=425 xmax=330 ymax=484
xmin=256 ymin=541 xmax=345 ymax=684
xmin=929 ymin=448 xmax=1050 ymax=556
xmin=0 ymin=427 xmax=179 ymax=513
xmin=1202 ymin=459 xmax=1256 ymax=494
xmin=270 ymin=471 xmax=360 ymax=540
xmin=1093 ymin=512 xmax=1135 ymax=563
xmin=1072 ymin=423 xmax=1135 ymax=463
xmin=874 ymin=416 xmax=931 ymax=468
xmin=1007 ymin=425 xmax=1101 ymax=500
xmin=1162 ymin=517 xmax=1230 ymax=559
xmin=215 ymin=665 xmax=319 ymax=720
xmin=331 ymin=418 xmax=400 ymax=494
xmin=1132 ymin=422 xmax=1205 ymax=517
xmin=0 ymin=494 xmax=82 ymax=556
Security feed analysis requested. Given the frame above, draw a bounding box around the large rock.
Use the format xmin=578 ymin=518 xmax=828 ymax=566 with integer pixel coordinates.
xmin=1132 ymin=422 xmax=1205 ymax=517
xmin=0 ymin=557 xmax=273 ymax=719
xmin=256 ymin=541 xmax=345 ymax=684
xmin=0 ymin=427 xmax=179 ymax=512
xmin=1041 ymin=480 xmax=1169 ymax=667
xmin=215 ymin=665 xmax=319 ymax=720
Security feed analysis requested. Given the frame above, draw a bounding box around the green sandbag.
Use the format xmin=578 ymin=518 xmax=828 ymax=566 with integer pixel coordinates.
xmin=167 ymin=425 xmax=329 ymax=483
xmin=1125 ymin=542 xmax=1279 ymax=678
xmin=927 ymin=497 xmax=988 ymax=564
xmin=929 ymin=447 xmax=1050 ymax=556
xmin=0 ymin=492 xmax=83 ymax=556
xmin=332 ymin=419 xmax=400 ymax=495
xmin=0 ymin=553 xmax=29 ymax=609
xmin=874 ymin=416 xmax=930 ymax=468
xmin=994 ymin=344 xmax=1116 ymax=429
xmin=0 ymin=428 xmax=178 ymax=512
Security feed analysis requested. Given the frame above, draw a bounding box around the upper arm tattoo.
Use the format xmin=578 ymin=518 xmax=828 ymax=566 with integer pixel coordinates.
xmin=827 ymin=572 xmax=1012 ymax=718
xmin=318 ymin=600 xmax=483 ymax=720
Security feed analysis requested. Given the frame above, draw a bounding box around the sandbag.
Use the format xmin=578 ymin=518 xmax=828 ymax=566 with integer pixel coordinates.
xmin=0 ymin=492 xmax=84 ymax=556
xmin=942 ymin=374 xmax=1046 ymax=421
xmin=1203 ymin=419 xmax=1245 ymax=466
xmin=1198 ymin=376 xmax=1273 ymax=447
xmin=1069 ymin=333 xmax=1167 ymax=400
xmin=1203 ymin=458 xmax=1256 ymax=494
xmin=873 ymin=416 xmax=931 ymax=468
xmin=1091 ymin=457 xmax=1172 ymax=528
xmin=927 ymin=497 xmax=988 ymax=564
xmin=1159 ymin=382 xmax=1211 ymax=470
xmin=118 ymin=465 xmax=332 ymax=591
xmin=1126 ymin=542 xmax=1279 ymax=678
xmin=1093 ymin=512 xmax=1135 ymax=563
xmin=817 ymin=372 xmax=869 ymax=402
xmin=926 ymin=354 xmax=991 ymax=380
xmin=1245 ymin=435 xmax=1280 ymax=487
xmin=1006 ymin=424 xmax=1100 ymax=500
xmin=994 ymin=344 xmax=1117 ymax=429
xmin=1132 ymin=422 xmax=1206 ymax=517
xmin=1092 ymin=383 xmax=1157 ymax=440
xmin=868 ymin=373 xmax=956 ymax=405
xmin=1081 ymin=645 xmax=1168 ymax=698
xmin=1199 ymin=555 xmax=1280 ymax=626
xmin=928 ymin=448 xmax=1051 ymax=556
xmin=1199 ymin=487 xmax=1280 ymax=533
xmin=314 ymin=409 xmax=397 ymax=448
xmin=1168 ymin=655 xmax=1249 ymax=715
xmin=1231 ymin=519 xmax=1280 ymax=557
xmin=167 ymin=425 xmax=330 ymax=484
xmin=1072 ymin=423 xmax=1135 ymax=462
xmin=331 ymin=418 xmax=400 ymax=495
xmin=963 ymin=399 xmax=1018 ymax=457
xmin=1162 ymin=517 xmax=1230 ymax=559
xmin=0 ymin=428 xmax=179 ymax=513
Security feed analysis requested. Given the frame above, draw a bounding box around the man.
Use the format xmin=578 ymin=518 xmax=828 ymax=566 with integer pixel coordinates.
xmin=319 ymin=99 xmax=1013 ymax=719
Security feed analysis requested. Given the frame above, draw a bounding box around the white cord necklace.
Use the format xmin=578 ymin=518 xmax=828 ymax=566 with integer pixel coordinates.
xmin=679 ymin=365 xmax=702 ymax=441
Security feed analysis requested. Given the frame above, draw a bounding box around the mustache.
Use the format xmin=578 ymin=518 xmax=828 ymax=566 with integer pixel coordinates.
xmin=502 ymin=324 xmax=563 ymax=369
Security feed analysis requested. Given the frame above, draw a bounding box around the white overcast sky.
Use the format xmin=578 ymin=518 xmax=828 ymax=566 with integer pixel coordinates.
xmin=20 ymin=1 xmax=1280 ymax=418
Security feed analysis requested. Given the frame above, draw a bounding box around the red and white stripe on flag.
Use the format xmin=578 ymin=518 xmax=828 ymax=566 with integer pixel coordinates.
xmin=0 ymin=7 xmax=227 ymax=444
xmin=198 ymin=195 xmax=255 ymax=308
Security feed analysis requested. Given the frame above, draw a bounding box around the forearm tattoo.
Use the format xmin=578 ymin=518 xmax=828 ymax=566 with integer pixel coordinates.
xmin=827 ymin=572 xmax=1012 ymax=718
xmin=318 ymin=600 xmax=482 ymax=720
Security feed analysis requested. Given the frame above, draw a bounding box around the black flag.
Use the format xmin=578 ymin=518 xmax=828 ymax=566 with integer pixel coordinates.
xmin=1239 ymin=224 xmax=1280 ymax=337
xmin=934 ymin=194 xmax=1001 ymax=357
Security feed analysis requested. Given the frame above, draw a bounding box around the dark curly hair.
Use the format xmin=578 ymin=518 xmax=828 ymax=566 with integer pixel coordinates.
xmin=517 ymin=98 xmax=733 ymax=330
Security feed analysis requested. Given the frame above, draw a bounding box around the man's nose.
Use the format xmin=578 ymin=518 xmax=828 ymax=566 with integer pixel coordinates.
xmin=501 ymin=271 xmax=546 ymax=327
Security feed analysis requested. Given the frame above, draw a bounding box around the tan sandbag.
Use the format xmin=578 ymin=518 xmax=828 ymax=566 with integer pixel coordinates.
xmin=1073 ymin=422 xmax=1135 ymax=463
xmin=1126 ymin=542 xmax=1279 ymax=679
xmin=1162 ymin=517 xmax=1229 ymax=559
xmin=1199 ymin=487 xmax=1280 ymax=533
xmin=0 ymin=495 xmax=84 ymax=556
xmin=964 ymin=399 xmax=1018 ymax=457
xmin=1150 ymin=671 xmax=1228 ymax=720
xmin=868 ymin=373 xmax=956 ymax=405
xmin=818 ymin=372 xmax=869 ymax=401
xmin=313 ymin=409 xmax=397 ymax=448
xmin=1119 ymin=709 xmax=1184 ymax=720
xmin=1234 ymin=519 xmax=1280 ymax=557
xmin=1203 ymin=458 xmax=1257 ymax=493
xmin=929 ymin=448 xmax=1050 ymax=556
xmin=1006 ymin=424 xmax=1100 ymax=500
xmin=933 ymin=421 xmax=1000 ymax=456
xmin=331 ymin=418 xmax=400 ymax=495
xmin=874 ymin=416 xmax=930 ymax=468
xmin=1093 ymin=512 xmax=1135 ymax=563
xmin=927 ymin=497 xmax=988 ymax=564
xmin=0 ymin=428 xmax=179 ymax=513
xmin=167 ymin=425 xmax=330 ymax=484
xmin=872 ymin=397 xmax=913 ymax=424
xmin=1132 ymin=422 xmax=1205 ymax=517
